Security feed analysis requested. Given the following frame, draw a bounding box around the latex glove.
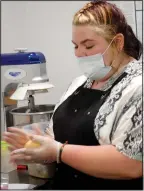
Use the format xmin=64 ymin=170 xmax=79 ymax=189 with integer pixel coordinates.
xmin=3 ymin=123 xmax=52 ymax=151
xmin=10 ymin=134 xmax=62 ymax=164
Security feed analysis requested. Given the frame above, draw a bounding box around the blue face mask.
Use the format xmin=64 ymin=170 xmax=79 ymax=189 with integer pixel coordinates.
xmin=77 ymin=37 xmax=115 ymax=81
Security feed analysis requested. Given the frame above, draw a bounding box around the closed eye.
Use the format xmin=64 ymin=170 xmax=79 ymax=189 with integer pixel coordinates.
xmin=86 ymin=45 xmax=94 ymax=49
xmin=74 ymin=45 xmax=94 ymax=49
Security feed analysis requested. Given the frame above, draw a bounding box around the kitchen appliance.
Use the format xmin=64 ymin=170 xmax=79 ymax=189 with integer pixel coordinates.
xmin=9 ymin=80 xmax=55 ymax=128
xmin=1 ymin=48 xmax=56 ymax=178
xmin=1 ymin=48 xmax=55 ymax=134
xmin=9 ymin=60 xmax=56 ymax=179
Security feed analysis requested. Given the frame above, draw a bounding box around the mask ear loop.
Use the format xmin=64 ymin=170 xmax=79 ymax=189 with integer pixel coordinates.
xmin=101 ymin=36 xmax=116 ymax=67
xmin=111 ymin=48 xmax=123 ymax=72
xmin=111 ymin=46 xmax=122 ymax=68
xmin=102 ymin=36 xmax=116 ymax=56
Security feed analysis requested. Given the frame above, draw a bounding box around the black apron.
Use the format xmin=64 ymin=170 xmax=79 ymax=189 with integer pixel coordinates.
xmin=34 ymin=73 xmax=142 ymax=190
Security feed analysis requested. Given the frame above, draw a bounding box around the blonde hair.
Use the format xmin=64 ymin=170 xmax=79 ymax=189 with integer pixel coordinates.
xmin=72 ymin=1 xmax=142 ymax=59
xmin=73 ymin=1 xmax=116 ymax=42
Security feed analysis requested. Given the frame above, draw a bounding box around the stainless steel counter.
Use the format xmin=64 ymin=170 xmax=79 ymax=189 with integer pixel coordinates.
xmin=9 ymin=170 xmax=48 ymax=189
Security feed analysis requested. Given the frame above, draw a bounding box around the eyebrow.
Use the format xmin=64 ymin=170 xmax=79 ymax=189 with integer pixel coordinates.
xmin=72 ymin=39 xmax=95 ymax=45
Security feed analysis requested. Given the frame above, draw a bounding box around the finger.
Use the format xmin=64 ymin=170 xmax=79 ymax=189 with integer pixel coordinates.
xmin=4 ymin=132 xmax=28 ymax=144
xmin=3 ymin=134 xmax=26 ymax=147
xmin=11 ymin=148 xmax=26 ymax=155
xmin=24 ymin=155 xmax=32 ymax=161
xmin=13 ymin=156 xmax=38 ymax=164
xmin=11 ymin=148 xmax=37 ymax=158
xmin=10 ymin=153 xmax=26 ymax=161
xmin=7 ymin=127 xmax=28 ymax=137
xmin=11 ymin=149 xmax=44 ymax=164
xmin=3 ymin=136 xmax=24 ymax=149
xmin=24 ymin=148 xmax=36 ymax=156
xmin=8 ymin=145 xmax=17 ymax=152
xmin=11 ymin=150 xmax=36 ymax=163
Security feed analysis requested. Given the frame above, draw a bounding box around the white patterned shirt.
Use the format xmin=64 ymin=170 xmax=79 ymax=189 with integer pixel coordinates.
xmin=49 ymin=60 xmax=142 ymax=161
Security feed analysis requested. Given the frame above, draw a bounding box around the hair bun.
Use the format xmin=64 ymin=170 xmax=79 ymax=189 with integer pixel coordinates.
xmin=91 ymin=0 xmax=106 ymax=3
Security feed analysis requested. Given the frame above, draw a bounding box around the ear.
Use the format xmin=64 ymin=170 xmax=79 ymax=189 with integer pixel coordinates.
xmin=114 ymin=33 xmax=124 ymax=52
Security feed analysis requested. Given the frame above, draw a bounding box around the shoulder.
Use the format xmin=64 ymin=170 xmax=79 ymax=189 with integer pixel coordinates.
xmin=111 ymin=59 xmax=142 ymax=101
xmin=124 ymin=59 xmax=142 ymax=87
xmin=124 ymin=60 xmax=142 ymax=96
xmin=60 ymin=75 xmax=87 ymax=102
xmin=111 ymin=60 xmax=142 ymax=160
xmin=94 ymin=60 xmax=142 ymax=144
xmin=70 ymin=75 xmax=87 ymax=88
xmin=53 ymin=75 xmax=87 ymax=112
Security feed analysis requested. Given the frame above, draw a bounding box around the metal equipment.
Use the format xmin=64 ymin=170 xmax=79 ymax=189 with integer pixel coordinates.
xmin=1 ymin=48 xmax=54 ymax=134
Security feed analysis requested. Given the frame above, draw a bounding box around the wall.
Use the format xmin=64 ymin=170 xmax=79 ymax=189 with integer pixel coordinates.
xmin=1 ymin=1 xmax=142 ymax=106
xmin=135 ymin=1 xmax=143 ymax=42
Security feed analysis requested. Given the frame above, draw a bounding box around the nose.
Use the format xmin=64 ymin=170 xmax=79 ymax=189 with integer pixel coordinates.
xmin=75 ymin=47 xmax=87 ymax=57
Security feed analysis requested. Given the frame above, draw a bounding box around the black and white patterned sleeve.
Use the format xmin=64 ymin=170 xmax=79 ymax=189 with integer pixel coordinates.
xmin=111 ymin=85 xmax=142 ymax=161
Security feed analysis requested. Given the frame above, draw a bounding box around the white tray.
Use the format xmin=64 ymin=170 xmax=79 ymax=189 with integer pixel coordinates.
xmin=8 ymin=184 xmax=35 ymax=190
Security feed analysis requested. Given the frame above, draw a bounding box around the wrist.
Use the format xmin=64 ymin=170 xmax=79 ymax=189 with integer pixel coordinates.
xmin=57 ymin=141 xmax=68 ymax=163
xmin=56 ymin=142 xmax=62 ymax=163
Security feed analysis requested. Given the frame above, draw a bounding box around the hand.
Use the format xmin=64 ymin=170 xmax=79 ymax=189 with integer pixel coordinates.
xmin=10 ymin=134 xmax=62 ymax=164
xmin=3 ymin=123 xmax=47 ymax=151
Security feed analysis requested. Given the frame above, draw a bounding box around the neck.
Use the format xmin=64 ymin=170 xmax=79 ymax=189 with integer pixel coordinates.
xmin=115 ymin=54 xmax=135 ymax=75
xmin=101 ymin=54 xmax=134 ymax=82
xmin=92 ymin=55 xmax=135 ymax=89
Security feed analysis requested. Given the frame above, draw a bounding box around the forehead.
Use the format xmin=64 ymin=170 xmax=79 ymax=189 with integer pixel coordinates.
xmin=72 ymin=25 xmax=104 ymax=44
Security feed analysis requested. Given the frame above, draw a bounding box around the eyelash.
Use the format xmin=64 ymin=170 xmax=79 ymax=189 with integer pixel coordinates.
xmin=86 ymin=46 xmax=94 ymax=49
xmin=74 ymin=46 xmax=94 ymax=49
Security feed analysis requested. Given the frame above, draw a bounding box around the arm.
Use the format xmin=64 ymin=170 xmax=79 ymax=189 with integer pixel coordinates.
xmin=61 ymin=88 xmax=142 ymax=179
xmin=61 ymin=144 xmax=142 ymax=179
xmin=10 ymin=93 xmax=142 ymax=179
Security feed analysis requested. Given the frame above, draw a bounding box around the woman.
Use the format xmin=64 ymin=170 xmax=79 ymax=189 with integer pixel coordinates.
xmin=3 ymin=1 xmax=142 ymax=190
